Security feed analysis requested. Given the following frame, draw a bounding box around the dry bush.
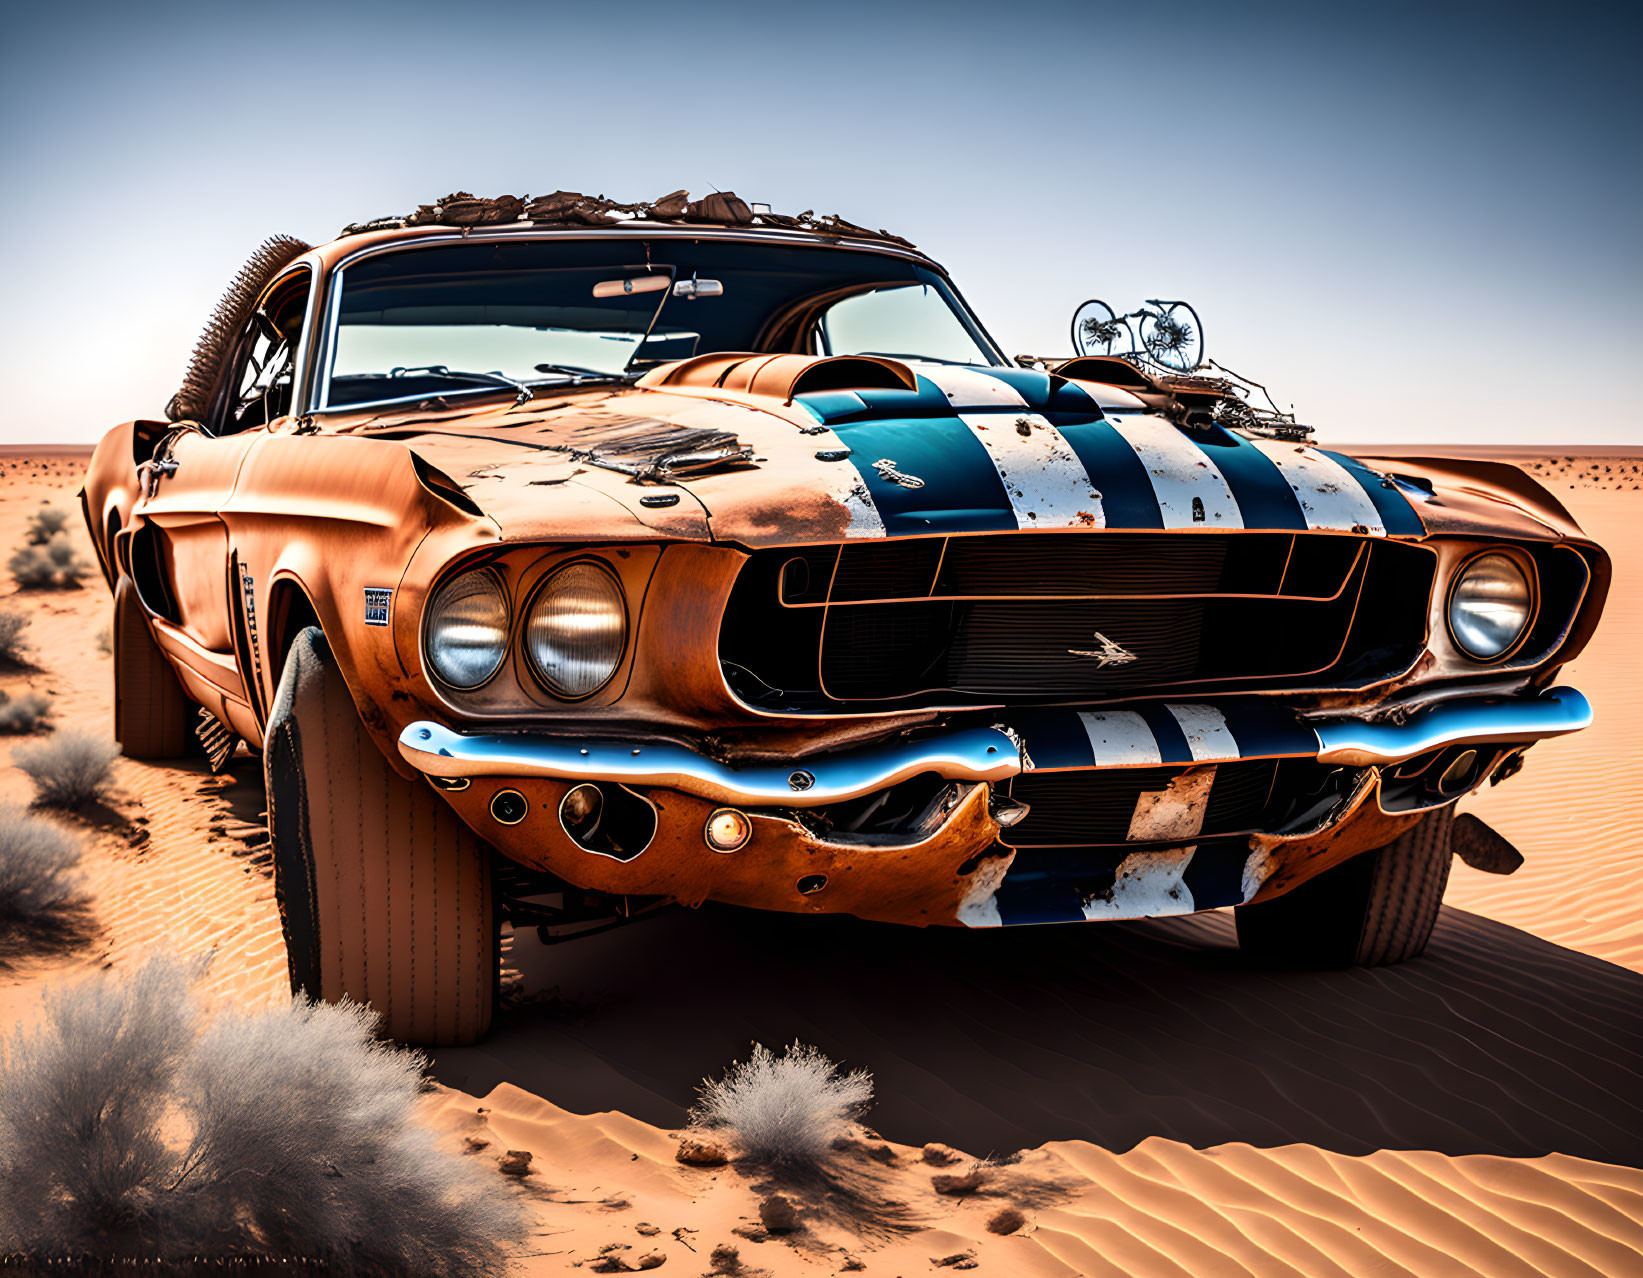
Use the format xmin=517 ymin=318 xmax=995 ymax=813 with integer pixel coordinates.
xmin=14 ymin=732 xmax=118 ymax=809
xmin=0 ymin=610 xmax=28 ymax=664
xmin=9 ymin=532 xmax=89 ymax=589
xmin=25 ymin=505 xmax=71 ymax=545
xmin=0 ymin=805 xmax=82 ymax=921
xmin=0 ymin=690 xmax=52 ymax=734
xmin=0 ymin=957 xmax=525 ymax=1274
xmin=690 ymin=1041 xmax=873 ymax=1167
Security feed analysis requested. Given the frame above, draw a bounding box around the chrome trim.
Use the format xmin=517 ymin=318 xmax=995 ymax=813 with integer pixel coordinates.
xmin=398 ymin=721 xmax=1023 ymax=808
xmin=1313 ymin=685 xmax=1591 ymax=766
xmin=399 ymin=685 xmax=1590 ymax=807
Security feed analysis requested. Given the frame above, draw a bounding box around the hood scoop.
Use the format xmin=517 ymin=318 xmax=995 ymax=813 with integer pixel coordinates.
xmin=638 ymin=352 xmax=918 ymax=403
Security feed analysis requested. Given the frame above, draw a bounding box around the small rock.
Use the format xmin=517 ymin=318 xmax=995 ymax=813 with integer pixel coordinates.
xmin=931 ymin=1165 xmax=987 ymax=1196
xmin=461 ymin=1136 xmax=489 ymax=1155
xmin=758 ymin=1194 xmax=799 ymax=1234
xmin=986 ymin=1206 xmax=1026 ymax=1235
xmin=675 ymin=1137 xmax=729 ymax=1167
xmin=840 ymin=1256 xmax=867 ymax=1272
xmin=867 ymin=1143 xmax=896 ymax=1164
xmin=498 ymin=1149 xmax=534 ymax=1177
xmin=731 ymin=1223 xmax=768 ymax=1243
xmin=708 ymin=1243 xmax=742 ymax=1274
xmin=636 ymin=1222 xmax=661 ymax=1237
xmin=922 ymin=1142 xmax=962 ymax=1166
xmin=932 ymin=1253 xmax=978 ymax=1270
xmin=636 ymin=1255 xmax=666 ymax=1271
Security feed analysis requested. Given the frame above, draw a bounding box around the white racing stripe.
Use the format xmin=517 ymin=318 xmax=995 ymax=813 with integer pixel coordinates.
xmin=1106 ymin=415 xmax=1244 ymax=529
xmin=1165 ymin=703 xmax=1241 ymax=762
xmin=1247 ymin=440 xmax=1385 ymax=533
xmin=912 ymin=364 xmax=1029 ymax=408
xmin=958 ymin=412 xmax=1105 ymax=529
xmin=1077 ymin=710 xmax=1162 ymax=766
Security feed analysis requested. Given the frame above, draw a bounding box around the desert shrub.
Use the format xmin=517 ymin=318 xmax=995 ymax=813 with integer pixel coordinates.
xmin=96 ymin=622 xmax=113 ymax=657
xmin=0 ymin=957 xmax=524 ymax=1274
xmin=0 ymin=610 xmax=28 ymax=664
xmin=0 ymin=690 xmax=52 ymax=733
xmin=9 ymin=532 xmax=88 ymax=589
xmin=25 ymin=505 xmax=71 ymax=545
xmin=14 ymin=732 xmax=118 ymax=809
xmin=690 ymin=1041 xmax=873 ymax=1167
xmin=0 ymin=804 xmax=82 ymax=920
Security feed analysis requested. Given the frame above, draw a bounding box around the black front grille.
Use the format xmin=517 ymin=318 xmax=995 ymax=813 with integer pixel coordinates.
xmin=1005 ymin=759 xmax=1280 ymax=847
xmin=720 ymin=531 xmax=1434 ymax=712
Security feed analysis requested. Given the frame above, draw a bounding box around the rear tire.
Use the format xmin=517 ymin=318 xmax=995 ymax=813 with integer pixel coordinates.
xmin=1235 ymin=806 xmax=1455 ymax=967
xmin=264 ymin=627 xmax=496 ymax=1045
xmin=113 ymin=574 xmax=193 ymax=758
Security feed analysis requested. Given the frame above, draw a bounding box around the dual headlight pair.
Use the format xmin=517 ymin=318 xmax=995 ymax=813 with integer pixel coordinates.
xmin=424 ymin=562 xmax=626 ymax=697
xmin=1447 ymin=552 xmax=1534 ymax=661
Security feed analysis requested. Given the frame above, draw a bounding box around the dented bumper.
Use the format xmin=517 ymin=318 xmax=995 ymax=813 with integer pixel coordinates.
xmin=398 ymin=686 xmax=1589 ymax=927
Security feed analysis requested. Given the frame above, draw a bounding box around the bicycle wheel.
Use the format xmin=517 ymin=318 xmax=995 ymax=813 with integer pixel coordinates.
xmin=1071 ymin=300 xmax=1133 ymax=358
xmin=1139 ymin=302 xmax=1204 ymax=372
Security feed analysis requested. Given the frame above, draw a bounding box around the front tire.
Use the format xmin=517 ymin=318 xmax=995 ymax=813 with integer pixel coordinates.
xmin=1235 ymin=806 xmax=1455 ymax=967
xmin=264 ymin=627 xmax=496 ymax=1044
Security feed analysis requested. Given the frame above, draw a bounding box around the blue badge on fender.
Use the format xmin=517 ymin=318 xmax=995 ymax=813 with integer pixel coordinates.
xmin=364 ymin=588 xmax=392 ymax=626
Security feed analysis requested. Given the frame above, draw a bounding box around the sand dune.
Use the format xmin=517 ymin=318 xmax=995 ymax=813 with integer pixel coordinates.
xmin=2 ymin=447 xmax=1641 ymax=1275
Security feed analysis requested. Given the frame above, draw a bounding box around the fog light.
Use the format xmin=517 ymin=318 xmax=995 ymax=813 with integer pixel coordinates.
xmin=490 ymin=789 xmax=529 ymax=825
xmin=704 ymin=807 xmax=751 ymax=853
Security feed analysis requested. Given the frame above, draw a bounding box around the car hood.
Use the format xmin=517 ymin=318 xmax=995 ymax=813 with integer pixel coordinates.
xmin=351 ymin=358 xmax=1578 ymax=548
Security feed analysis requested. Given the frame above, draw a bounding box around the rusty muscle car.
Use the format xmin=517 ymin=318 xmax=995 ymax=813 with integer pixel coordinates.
xmin=81 ymin=191 xmax=1607 ymax=1044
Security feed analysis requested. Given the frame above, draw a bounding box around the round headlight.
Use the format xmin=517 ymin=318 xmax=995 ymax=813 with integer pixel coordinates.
xmin=424 ymin=568 xmax=509 ymax=688
xmin=1447 ymin=553 xmax=1532 ymax=660
xmin=525 ymin=562 xmax=627 ymax=698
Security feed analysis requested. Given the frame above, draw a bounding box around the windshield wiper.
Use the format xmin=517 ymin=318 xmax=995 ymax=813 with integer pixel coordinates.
xmin=533 ymin=362 xmax=639 ymax=383
xmin=390 ymin=365 xmax=534 ymax=405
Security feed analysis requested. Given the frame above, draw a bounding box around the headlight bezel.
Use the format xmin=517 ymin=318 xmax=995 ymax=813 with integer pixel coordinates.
xmin=421 ymin=565 xmax=512 ymax=690
xmin=521 ymin=557 xmax=630 ymax=701
xmin=1444 ymin=548 xmax=1537 ymax=664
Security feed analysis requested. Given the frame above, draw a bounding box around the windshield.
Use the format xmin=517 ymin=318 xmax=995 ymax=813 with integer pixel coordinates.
xmin=320 ymin=236 xmax=1001 ymax=409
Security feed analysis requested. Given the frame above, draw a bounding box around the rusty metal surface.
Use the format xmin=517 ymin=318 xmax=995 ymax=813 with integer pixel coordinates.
xmin=78 ymin=219 xmax=1611 ymax=926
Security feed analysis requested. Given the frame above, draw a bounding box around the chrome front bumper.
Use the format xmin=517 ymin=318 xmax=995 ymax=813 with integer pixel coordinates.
xmin=398 ymin=686 xmax=1591 ymax=809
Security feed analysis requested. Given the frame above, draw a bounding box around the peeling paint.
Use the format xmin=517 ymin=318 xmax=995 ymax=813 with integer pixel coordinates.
xmin=1081 ymin=847 xmax=1198 ymax=920
xmin=1105 ymin=415 xmax=1243 ymax=529
xmin=956 ymin=851 xmax=1016 ymax=928
xmin=1246 ymin=440 xmax=1386 ymax=533
xmin=1240 ymin=846 xmax=1277 ymax=902
xmin=1127 ymin=766 xmax=1216 ymax=841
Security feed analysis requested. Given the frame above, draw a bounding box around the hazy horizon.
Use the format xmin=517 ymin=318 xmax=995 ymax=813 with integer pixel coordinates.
xmin=2 ymin=0 xmax=1638 ymax=447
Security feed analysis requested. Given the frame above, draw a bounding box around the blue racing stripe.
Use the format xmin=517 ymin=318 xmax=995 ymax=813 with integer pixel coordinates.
xmin=993 ymin=848 xmax=1123 ymax=925
xmin=1007 ymin=709 xmax=1098 ymax=770
xmin=1179 ymin=839 xmax=1253 ymax=909
xmin=1318 ymin=449 xmax=1426 ymax=536
xmin=1186 ymin=426 xmax=1310 ymax=531
xmin=1220 ymin=701 xmax=1320 ymax=757
xmin=830 ymin=416 xmax=1017 ymax=534
xmin=1051 ymin=419 xmax=1166 ymax=529
xmin=1138 ymin=704 xmax=1194 ymax=765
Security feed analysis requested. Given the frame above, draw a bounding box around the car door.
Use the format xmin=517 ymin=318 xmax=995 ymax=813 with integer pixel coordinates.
xmin=129 ymin=266 xmax=314 ymax=735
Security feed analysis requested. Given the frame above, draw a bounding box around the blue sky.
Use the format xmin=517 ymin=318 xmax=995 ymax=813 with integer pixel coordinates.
xmin=1 ymin=0 xmax=1637 ymax=445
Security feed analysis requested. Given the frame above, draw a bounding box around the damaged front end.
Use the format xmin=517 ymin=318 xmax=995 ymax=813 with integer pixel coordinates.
xmin=397 ymin=685 xmax=1588 ymax=928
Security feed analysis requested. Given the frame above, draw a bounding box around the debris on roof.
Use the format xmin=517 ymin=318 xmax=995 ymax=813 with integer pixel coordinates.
xmin=339 ymin=190 xmax=914 ymax=248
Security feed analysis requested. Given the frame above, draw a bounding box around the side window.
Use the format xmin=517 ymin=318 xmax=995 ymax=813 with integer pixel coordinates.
xmin=220 ymin=272 xmax=312 ymax=434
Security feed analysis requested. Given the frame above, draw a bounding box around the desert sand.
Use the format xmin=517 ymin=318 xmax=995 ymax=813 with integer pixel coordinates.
xmin=2 ymin=444 xmax=1641 ymax=1275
